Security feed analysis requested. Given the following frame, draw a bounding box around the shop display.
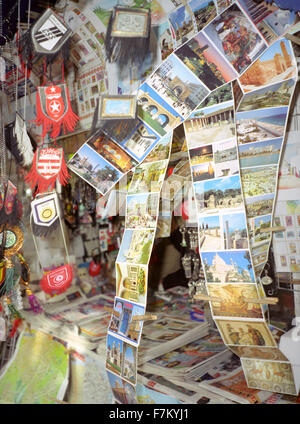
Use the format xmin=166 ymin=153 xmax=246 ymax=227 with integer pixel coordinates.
xmin=0 ymin=0 xmax=299 ymax=406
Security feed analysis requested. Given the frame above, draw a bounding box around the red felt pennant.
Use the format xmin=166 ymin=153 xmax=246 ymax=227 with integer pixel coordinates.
xmin=25 ymin=147 xmax=70 ymax=195
xmin=35 ymin=83 xmax=79 ymax=140
xmin=40 ymin=264 xmax=73 ymax=295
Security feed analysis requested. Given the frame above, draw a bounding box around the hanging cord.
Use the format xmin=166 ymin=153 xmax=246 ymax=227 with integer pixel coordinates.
xmin=15 ymin=0 xmax=21 ymax=114
xmin=23 ymin=0 xmax=31 ymax=123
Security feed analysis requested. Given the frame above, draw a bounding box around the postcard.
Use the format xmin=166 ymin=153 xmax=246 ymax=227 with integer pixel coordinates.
xmin=108 ymin=297 xmax=145 ymax=347
xmin=236 ymin=106 xmax=288 ymax=144
xmin=116 ymin=229 xmax=155 ymax=266
xmin=175 ymin=31 xmax=237 ymax=91
xmin=148 ymin=53 xmax=209 ymax=119
xmin=213 ymin=138 xmax=237 ymax=164
xmin=87 ymin=132 xmax=138 ymax=174
xmin=241 ymin=359 xmax=297 ymax=395
xmin=232 ymin=79 xmax=243 ymax=110
xmin=237 ymin=79 xmax=295 ymax=112
xmin=239 ymin=39 xmax=297 ymax=92
xmin=185 ymin=100 xmax=235 ymax=148
xmin=238 ymin=137 xmax=283 ymax=169
xmin=249 ymin=214 xmax=272 ymax=245
xmin=221 ymin=211 xmax=248 ymax=250
xmin=137 ymin=83 xmax=183 ymax=136
xmin=68 ymin=143 xmax=123 ymax=195
xmin=241 ymin=165 xmax=277 ymax=198
xmin=106 ymin=371 xmax=137 ymax=404
xmin=201 ymin=250 xmax=255 ymax=283
xmin=189 ymin=144 xmax=213 ymax=166
xmin=245 ymin=193 xmax=275 ymax=218
xmin=214 ymin=159 xmax=239 ymax=178
xmin=126 ymin=192 xmax=159 ymax=229
xmin=199 ymin=214 xmax=223 ymax=251
xmin=168 ymin=5 xmax=196 ymax=48
xmin=99 ymin=95 xmax=137 ymax=120
xmin=192 ymin=162 xmax=215 ymax=182
xmin=128 ymin=160 xmax=169 ymax=195
xmin=121 ymin=119 xmax=160 ymax=162
xmin=230 ymin=345 xmax=287 ymax=361
xmin=142 ymin=132 xmax=172 ymax=163
xmin=215 ymin=319 xmax=277 ymax=347
xmin=142 ymin=315 xmax=199 ymax=342
xmin=204 ymin=3 xmax=267 ymax=75
xmin=194 ymin=175 xmax=243 ymax=214
xmin=199 ymin=82 xmax=233 ymax=108
xmin=115 ymin=262 xmax=148 ymax=306
xmin=189 ymin=0 xmax=217 ymax=32
xmin=207 ymin=283 xmax=263 ymax=319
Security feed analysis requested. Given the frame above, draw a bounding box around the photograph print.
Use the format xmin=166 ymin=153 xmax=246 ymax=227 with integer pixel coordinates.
xmin=188 ymin=0 xmax=217 ymax=32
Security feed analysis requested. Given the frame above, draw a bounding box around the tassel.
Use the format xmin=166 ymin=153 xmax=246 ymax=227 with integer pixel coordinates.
xmin=5 ymin=297 xmax=23 ymax=320
xmin=27 ymin=291 xmax=43 ymax=314
xmin=9 ymin=318 xmax=23 ymax=338
xmin=14 ymin=113 xmax=34 ymax=167
xmin=0 ymin=260 xmax=16 ymax=297
xmin=25 ymin=147 xmax=70 ymax=195
xmin=18 ymin=253 xmax=43 ymax=314
xmin=31 ymin=217 xmax=60 ymax=237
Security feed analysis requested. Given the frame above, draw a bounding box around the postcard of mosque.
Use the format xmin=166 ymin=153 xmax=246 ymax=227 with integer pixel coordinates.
xmin=115 ymin=262 xmax=148 ymax=307
xmin=106 ymin=370 xmax=137 ymax=404
xmin=87 ymin=133 xmax=138 ymax=174
xmin=116 ymin=229 xmax=155 ymax=266
xmin=125 ymin=192 xmax=159 ymax=229
xmin=215 ymin=319 xmax=277 ymax=348
xmin=201 ymin=249 xmax=255 ymax=283
xmin=239 ymin=39 xmax=297 ymax=93
xmin=206 ymin=283 xmax=263 ymax=319
xmin=241 ymin=358 xmax=297 ymax=395
xmin=175 ymin=31 xmax=237 ymax=91
xmin=148 ymin=53 xmax=210 ymax=119
xmin=68 ymin=143 xmax=123 ymax=195
xmin=108 ymin=297 xmax=145 ymax=347
xmin=204 ymin=3 xmax=267 ymax=75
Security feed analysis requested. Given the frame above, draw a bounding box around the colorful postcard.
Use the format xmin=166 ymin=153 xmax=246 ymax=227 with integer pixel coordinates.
xmin=213 ymin=138 xmax=237 ymax=164
xmin=237 ymin=0 xmax=277 ymax=26
xmin=239 ymin=39 xmax=297 ymax=92
xmin=68 ymin=143 xmax=123 ymax=195
xmin=168 ymin=5 xmax=196 ymax=47
xmin=214 ymin=159 xmax=239 ymax=178
xmin=201 ymin=250 xmax=255 ymax=283
xmin=99 ymin=95 xmax=137 ymax=120
xmin=245 ymin=193 xmax=275 ymax=218
xmin=199 ymin=214 xmax=223 ymax=251
xmin=108 ymin=297 xmax=145 ymax=347
xmin=215 ymin=319 xmax=277 ymax=347
xmin=175 ymin=31 xmax=237 ymax=90
xmin=278 ymin=133 xmax=300 ymax=191
xmin=238 ymin=137 xmax=283 ymax=169
xmin=128 ymin=160 xmax=168 ymax=195
xmin=204 ymin=3 xmax=267 ymax=74
xmin=137 ymin=83 xmax=183 ymax=136
xmin=121 ymin=120 xmax=160 ymax=162
xmin=249 ymin=214 xmax=272 ymax=245
xmin=142 ymin=132 xmax=172 ymax=163
xmin=236 ymin=106 xmax=288 ymax=144
xmin=192 ymin=162 xmax=215 ymax=182
xmin=106 ymin=334 xmax=137 ymax=385
xmin=126 ymin=192 xmax=159 ymax=229
xmin=194 ymin=175 xmax=243 ymax=214
xmin=185 ymin=101 xmax=235 ymax=148
xmin=221 ymin=211 xmax=248 ymax=249
xmin=189 ymin=0 xmax=217 ymax=32
xmin=200 ymin=82 xmax=233 ymax=108
xmin=241 ymin=359 xmax=297 ymax=395
xmin=207 ymin=283 xmax=263 ymax=318
xmin=241 ymin=165 xmax=277 ymax=198
xmin=115 ymin=262 xmax=148 ymax=306
xmin=230 ymin=346 xmax=288 ymax=362
xmin=116 ymin=229 xmax=155 ymax=265
xmin=106 ymin=371 xmax=137 ymax=404
xmin=237 ymin=79 xmax=295 ymax=112
xmin=189 ymin=144 xmax=213 ymax=166
xmin=148 ymin=53 xmax=209 ymax=119
xmin=263 ymin=8 xmax=298 ymax=37
xmin=87 ymin=133 xmax=138 ymax=174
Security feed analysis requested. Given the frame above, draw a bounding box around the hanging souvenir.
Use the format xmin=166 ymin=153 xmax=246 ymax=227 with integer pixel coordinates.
xmin=31 ymin=191 xmax=60 ymax=237
xmin=19 ymin=8 xmax=72 ymax=72
xmin=14 ymin=113 xmax=34 ymax=167
xmin=35 ymin=83 xmax=79 ymax=140
xmin=40 ymin=264 xmax=73 ymax=295
xmin=25 ymin=147 xmax=70 ymax=195
xmin=105 ymin=6 xmax=151 ymax=67
xmin=17 ymin=253 xmax=42 ymax=314
xmin=0 ymin=180 xmax=19 ymax=225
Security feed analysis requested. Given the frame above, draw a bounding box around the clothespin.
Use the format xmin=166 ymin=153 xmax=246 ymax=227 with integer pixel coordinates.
xmin=49 ymin=396 xmax=70 ymax=404
xmin=131 ymin=314 xmax=157 ymax=322
xmin=242 ymin=297 xmax=278 ymax=305
xmin=260 ymin=226 xmax=285 ymax=233
xmin=193 ymin=294 xmax=223 ymax=302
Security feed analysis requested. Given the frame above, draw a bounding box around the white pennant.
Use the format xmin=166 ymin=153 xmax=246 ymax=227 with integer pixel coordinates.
xmin=0 ymin=57 xmax=6 ymax=82
xmin=14 ymin=113 xmax=34 ymax=166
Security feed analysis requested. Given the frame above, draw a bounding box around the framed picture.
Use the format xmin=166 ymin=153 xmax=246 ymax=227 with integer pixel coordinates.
xmin=99 ymin=95 xmax=137 ymax=120
xmin=111 ymin=7 xmax=150 ymax=38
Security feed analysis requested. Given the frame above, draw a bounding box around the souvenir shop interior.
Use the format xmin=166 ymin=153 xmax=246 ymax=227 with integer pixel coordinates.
xmin=0 ymin=0 xmax=300 ymax=405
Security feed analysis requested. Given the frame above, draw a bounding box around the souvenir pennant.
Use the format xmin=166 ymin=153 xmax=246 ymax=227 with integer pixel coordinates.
xmin=40 ymin=264 xmax=73 ymax=295
xmin=0 ymin=180 xmax=19 ymax=226
xmin=25 ymin=147 xmax=70 ymax=195
xmin=31 ymin=192 xmax=60 ymax=237
xmin=35 ymin=83 xmax=79 ymax=140
xmin=31 ymin=8 xmax=72 ymax=55
xmin=14 ymin=113 xmax=34 ymax=167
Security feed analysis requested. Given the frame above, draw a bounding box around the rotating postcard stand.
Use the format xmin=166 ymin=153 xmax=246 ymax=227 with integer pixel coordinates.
xmin=30 ymin=192 xmax=73 ymax=296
